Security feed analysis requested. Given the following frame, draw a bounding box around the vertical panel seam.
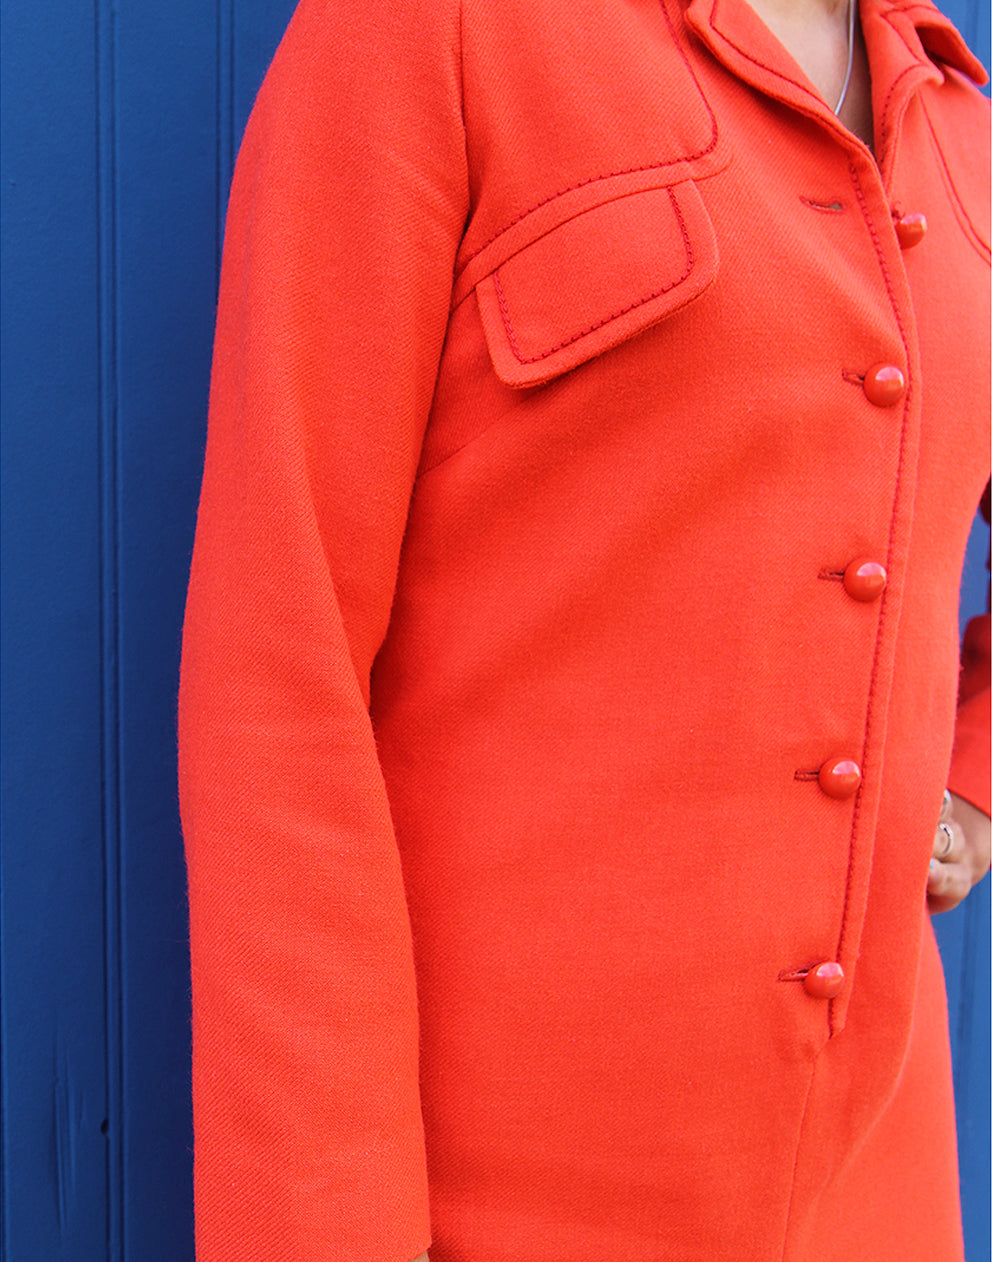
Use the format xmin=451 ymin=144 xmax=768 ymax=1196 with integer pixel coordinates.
xmin=96 ymin=0 xmax=122 ymax=1255
xmin=217 ymin=0 xmax=235 ymax=283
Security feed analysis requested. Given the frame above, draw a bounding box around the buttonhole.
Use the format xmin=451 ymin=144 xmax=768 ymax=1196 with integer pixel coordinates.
xmin=818 ymin=568 xmax=845 ymax=582
xmin=801 ymin=197 xmax=846 ymax=213
xmin=793 ymin=770 xmax=820 ymax=782
xmin=841 ymin=368 xmax=865 ymax=386
xmin=778 ymin=967 xmax=812 ymax=983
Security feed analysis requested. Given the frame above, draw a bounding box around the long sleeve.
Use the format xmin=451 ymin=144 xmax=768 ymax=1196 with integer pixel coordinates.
xmin=177 ymin=1 xmax=468 ymax=1257
xmin=947 ymin=484 xmax=991 ymax=817
xmin=948 ymin=613 xmax=990 ymax=816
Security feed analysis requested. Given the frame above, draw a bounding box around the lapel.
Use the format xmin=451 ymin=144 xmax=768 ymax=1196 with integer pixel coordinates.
xmin=681 ymin=0 xmax=985 ymax=168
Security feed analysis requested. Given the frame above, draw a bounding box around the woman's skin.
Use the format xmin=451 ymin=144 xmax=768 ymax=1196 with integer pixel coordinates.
xmin=744 ymin=0 xmax=874 ymax=146
xmin=930 ymin=793 xmax=992 ymax=914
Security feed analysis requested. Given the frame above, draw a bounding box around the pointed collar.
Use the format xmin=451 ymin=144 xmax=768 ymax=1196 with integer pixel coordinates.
xmin=877 ymin=0 xmax=987 ymax=85
xmin=682 ymin=0 xmax=988 ymax=91
xmin=681 ymin=0 xmax=987 ymax=157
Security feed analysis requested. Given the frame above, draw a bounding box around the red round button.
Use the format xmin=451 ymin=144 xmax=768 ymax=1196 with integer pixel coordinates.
xmin=895 ymin=212 xmax=927 ymax=249
xmin=863 ymin=363 xmax=906 ymax=407
xmin=843 ymin=557 xmax=887 ymax=603
xmin=818 ymin=755 xmax=862 ymax=799
xmin=804 ymin=961 xmax=845 ymax=999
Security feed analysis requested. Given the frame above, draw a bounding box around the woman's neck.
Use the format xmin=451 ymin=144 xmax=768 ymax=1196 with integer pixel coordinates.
xmin=745 ymin=0 xmax=874 ymax=147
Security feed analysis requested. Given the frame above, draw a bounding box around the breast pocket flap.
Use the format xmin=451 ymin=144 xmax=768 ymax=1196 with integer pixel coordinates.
xmin=475 ymin=180 xmax=718 ymax=389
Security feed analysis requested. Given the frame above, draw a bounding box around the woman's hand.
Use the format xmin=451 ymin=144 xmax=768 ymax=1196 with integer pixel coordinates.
xmin=927 ymin=791 xmax=991 ymax=914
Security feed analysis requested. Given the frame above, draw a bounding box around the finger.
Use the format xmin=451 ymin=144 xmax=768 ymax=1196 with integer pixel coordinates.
xmin=932 ymin=820 xmax=956 ymax=862
xmin=939 ymin=789 xmax=954 ymax=823
xmin=927 ymin=858 xmax=973 ymax=914
xmin=948 ymin=793 xmax=992 ymax=883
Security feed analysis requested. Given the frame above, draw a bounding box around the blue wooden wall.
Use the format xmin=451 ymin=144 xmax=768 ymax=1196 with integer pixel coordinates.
xmin=1 ymin=2 xmax=988 ymax=1258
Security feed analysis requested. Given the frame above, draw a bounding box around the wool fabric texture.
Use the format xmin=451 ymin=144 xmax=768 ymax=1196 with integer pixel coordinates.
xmin=179 ymin=0 xmax=991 ymax=1257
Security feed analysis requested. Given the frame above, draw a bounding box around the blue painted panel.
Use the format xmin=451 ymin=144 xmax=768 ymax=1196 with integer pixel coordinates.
xmin=2 ymin=2 xmax=296 ymax=1257
xmin=112 ymin=3 xmax=217 ymax=1254
xmin=1 ymin=3 xmax=110 ymax=1257
xmin=110 ymin=5 xmax=295 ymax=1258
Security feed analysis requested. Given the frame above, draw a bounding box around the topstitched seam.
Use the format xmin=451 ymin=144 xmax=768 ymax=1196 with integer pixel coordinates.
xmin=493 ymin=187 xmax=694 ymax=365
xmin=877 ymin=0 xmax=976 ymax=75
xmin=919 ymin=94 xmax=991 ymax=258
xmin=873 ymin=5 xmax=935 ymax=169
xmin=778 ymin=1062 xmax=820 ymax=1261
xmin=895 ymin=0 xmax=984 ymax=32
xmin=460 ymin=0 xmax=719 ymax=268
xmin=876 ymin=0 xmax=950 ymax=179
xmin=876 ymin=63 xmax=927 ymax=158
xmin=879 ymin=5 xmax=935 ymax=64
xmin=894 ymin=0 xmax=991 ymax=76
xmin=710 ymin=0 xmax=824 ymax=104
xmin=457 ymin=0 xmax=467 ymax=158
xmin=415 ymin=388 xmax=521 ymax=479
xmin=831 ymin=158 xmax=915 ymax=1040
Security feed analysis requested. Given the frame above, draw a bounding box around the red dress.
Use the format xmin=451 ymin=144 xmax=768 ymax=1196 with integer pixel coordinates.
xmin=179 ymin=0 xmax=991 ymax=1256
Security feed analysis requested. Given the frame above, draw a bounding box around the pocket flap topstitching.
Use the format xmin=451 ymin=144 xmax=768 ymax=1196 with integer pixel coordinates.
xmin=475 ymin=180 xmax=718 ymax=388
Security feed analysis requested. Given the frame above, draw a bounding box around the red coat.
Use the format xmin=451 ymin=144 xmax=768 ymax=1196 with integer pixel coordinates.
xmin=178 ymin=0 xmax=991 ymax=1257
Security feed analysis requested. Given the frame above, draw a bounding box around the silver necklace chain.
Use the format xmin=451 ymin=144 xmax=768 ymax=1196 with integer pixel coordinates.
xmin=833 ymin=0 xmax=857 ymax=115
